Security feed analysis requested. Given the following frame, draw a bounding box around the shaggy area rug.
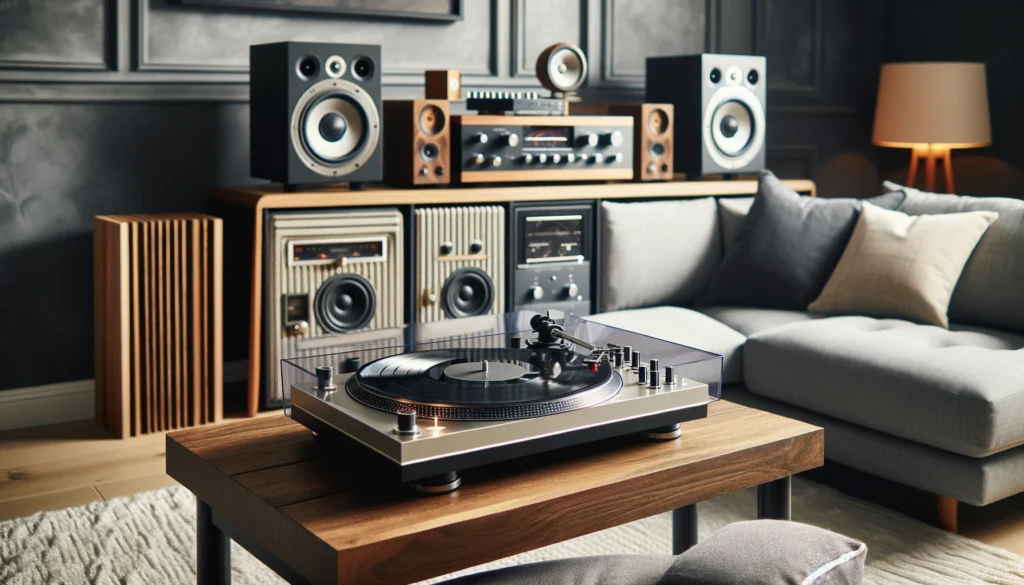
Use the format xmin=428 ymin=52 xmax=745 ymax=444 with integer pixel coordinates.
xmin=2 ymin=478 xmax=1023 ymax=584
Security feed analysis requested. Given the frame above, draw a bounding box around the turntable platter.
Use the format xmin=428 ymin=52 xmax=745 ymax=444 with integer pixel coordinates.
xmin=346 ymin=348 xmax=622 ymax=421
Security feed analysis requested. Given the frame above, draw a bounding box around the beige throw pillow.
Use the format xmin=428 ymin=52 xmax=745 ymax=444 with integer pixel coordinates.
xmin=808 ymin=202 xmax=997 ymax=328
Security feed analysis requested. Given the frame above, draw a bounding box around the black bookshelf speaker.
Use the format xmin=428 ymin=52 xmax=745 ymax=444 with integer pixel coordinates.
xmin=250 ymin=42 xmax=383 ymax=189
xmin=646 ymin=54 xmax=766 ymax=177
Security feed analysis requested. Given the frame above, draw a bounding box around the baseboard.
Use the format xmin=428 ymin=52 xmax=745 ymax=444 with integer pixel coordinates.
xmin=0 ymin=360 xmax=249 ymax=432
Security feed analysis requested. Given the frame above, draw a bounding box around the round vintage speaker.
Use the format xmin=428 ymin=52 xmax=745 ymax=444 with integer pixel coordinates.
xmin=418 ymin=104 xmax=446 ymax=136
xmin=315 ymin=274 xmax=376 ymax=333
xmin=441 ymin=268 xmax=494 ymax=319
xmin=290 ymin=78 xmax=381 ymax=178
xmin=536 ymin=43 xmax=588 ymax=93
xmin=702 ymin=86 xmax=765 ymax=171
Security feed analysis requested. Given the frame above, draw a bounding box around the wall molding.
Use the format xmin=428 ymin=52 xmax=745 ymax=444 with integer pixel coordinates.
xmin=767 ymin=143 xmax=818 ymax=180
xmin=0 ymin=379 xmax=94 ymax=432
xmin=753 ymin=0 xmax=824 ymax=98
xmin=0 ymin=0 xmax=114 ymax=72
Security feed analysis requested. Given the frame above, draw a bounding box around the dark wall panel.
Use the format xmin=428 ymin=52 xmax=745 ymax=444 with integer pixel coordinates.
xmin=0 ymin=0 xmax=108 ymax=69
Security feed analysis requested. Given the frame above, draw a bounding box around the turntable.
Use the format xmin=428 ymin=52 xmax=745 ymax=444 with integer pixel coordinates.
xmin=284 ymin=312 xmax=723 ymax=494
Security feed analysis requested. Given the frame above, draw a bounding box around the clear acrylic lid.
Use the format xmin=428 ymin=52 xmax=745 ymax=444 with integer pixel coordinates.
xmin=280 ymin=310 xmax=723 ymax=408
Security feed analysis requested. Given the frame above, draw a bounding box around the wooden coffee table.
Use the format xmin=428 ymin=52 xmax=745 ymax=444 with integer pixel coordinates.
xmin=167 ymin=400 xmax=822 ymax=585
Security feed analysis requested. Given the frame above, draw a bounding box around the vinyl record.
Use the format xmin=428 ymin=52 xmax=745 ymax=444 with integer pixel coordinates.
xmin=346 ymin=347 xmax=622 ymax=420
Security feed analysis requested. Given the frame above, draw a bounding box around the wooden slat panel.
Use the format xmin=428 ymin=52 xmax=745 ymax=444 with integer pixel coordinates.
xmin=210 ymin=216 xmax=224 ymax=423
xmin=93 ymin=217 xmax=107 ymax=429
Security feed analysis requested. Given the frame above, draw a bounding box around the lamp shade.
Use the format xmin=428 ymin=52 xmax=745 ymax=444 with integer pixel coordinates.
xmin=872 ymin=62 xmax=991 ymax=149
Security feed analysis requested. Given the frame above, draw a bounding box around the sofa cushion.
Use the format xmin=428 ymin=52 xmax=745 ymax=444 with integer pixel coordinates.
xmin=586 ymin=306 xmax=746 ymax=384
xmin=698 ymin=306 xmax=820 ymax=337
xmin=884 ymin=181 xmax=1024 ymax=333
xmin=440 ymin=555 xmax=675 ymax=585
xmin=744 ymin=316 xmax=1024 ymax=457
xmin=703 ymin=171 xmax=905 ymax=311
xmin=659 ymin=520 xmax=866 ymax=585
xmin=600 ymin=198 xmax=720 ymax=312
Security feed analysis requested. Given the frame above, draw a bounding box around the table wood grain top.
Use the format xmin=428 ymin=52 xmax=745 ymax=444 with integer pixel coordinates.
xmin=167 ymin=400 xmax=823 ymax=585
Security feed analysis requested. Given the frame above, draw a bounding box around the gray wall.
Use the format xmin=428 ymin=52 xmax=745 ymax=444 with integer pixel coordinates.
xmin=1 ymin=0 xmax=1017 ymax=390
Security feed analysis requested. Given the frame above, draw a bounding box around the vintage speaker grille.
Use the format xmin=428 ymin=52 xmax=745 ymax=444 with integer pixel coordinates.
xmin=267 ymin=209 xmax=404 ymax=405
xmin=415 ymin=206 xmax=505 ymax=323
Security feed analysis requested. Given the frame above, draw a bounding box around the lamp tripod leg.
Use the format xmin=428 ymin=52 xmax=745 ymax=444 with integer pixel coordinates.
xmin=907 ymin=149 xmax=920 ymax=188
xmin=942 ymin=148 xmax=955 ymax=193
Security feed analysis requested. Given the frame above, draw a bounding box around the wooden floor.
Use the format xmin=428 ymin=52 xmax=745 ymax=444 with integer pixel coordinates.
xmin=2 ymin=415 xmax=1024 ymax=557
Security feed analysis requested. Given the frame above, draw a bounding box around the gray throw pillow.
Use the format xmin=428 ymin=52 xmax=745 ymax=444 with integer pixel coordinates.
xmin=440 ymin=554 xmax=675 ymax=585
xmin=658 ymin=520 xmax=867 ymax=585
xmin=702 ymin=171 xmax=905 ymax=310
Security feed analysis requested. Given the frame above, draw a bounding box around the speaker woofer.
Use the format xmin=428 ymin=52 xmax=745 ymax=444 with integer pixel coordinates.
xmin=315 ymin=274 xmax=376 ymax=333
xmin=710 ymin=99 xmax=754 ymax=156
xmin=536 ymin=43 xmax=588 ymax=93
xmin=441 ymin=268 xmax=494 ymax=319
xmin=418 ymin=104 xmax=446 ymax=136
xmin=290 ymin=78 xmax=381 ymax=178
xmin=701 ymin=84 xmax=765 ymax=171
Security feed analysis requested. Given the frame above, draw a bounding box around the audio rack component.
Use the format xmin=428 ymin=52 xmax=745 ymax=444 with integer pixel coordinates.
xmin=382 ymin=99 xmax=451 ymax=186
xmin=452 ymin=115 xmax=634 ymax=183
xmin=510 ymin=203 xmax=594 ymax=316
xmin=288 ymin=312 xmax=716 ymax=493
xmin=250 ymin=41 xmax=383 ymax=190
xmin=465 ymin=91 xmax=566 ymax=116
xmin=265 ymin=209 xmax=404 ymax=407
xmin=646 ymin=54 xmax=766 ymax=176
xmin=415 ymin=206 xmax=505 ymax=323
xmin=536 ymin=42 xmax=588 ymax=98
xmin=94 ymin=213 xmax=223 ymax=437
xmin=608 ymin=104 xmax=674 ymax=181
xmin=425 ymin=69 xmax=462 ymax=101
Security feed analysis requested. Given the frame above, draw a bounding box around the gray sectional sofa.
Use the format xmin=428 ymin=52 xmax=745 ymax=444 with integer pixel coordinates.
xmin=588 ymin=184 xmax=1024 ymax=522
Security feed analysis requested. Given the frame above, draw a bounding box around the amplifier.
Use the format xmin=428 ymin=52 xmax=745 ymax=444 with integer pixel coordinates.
xmin=265 ymin=209 xmax=404 ymax=406
xmin=509 ymin=202 xmax=594 ymax=317
xmin=452 ymin=115 xmax=634 ymax=184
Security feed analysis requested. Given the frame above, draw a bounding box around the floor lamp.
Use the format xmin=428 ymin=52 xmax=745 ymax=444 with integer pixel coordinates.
xmin=872 ymin=62 xmax=991 ymax=193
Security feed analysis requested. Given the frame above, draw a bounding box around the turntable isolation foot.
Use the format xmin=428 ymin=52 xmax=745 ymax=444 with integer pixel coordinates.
xmin=408 ymin=471 xmax=462 ymax=495
xmin=643 ymin=423 xmax=682 ymax=441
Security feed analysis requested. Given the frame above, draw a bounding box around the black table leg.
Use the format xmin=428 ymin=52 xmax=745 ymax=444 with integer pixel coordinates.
xmin=672 ymin=505 xmax=698 ymax=554
xmin=197 ymin=499 xmax=231 ymax=585
xmin=757 ymin=476 xmax=792 ymax=520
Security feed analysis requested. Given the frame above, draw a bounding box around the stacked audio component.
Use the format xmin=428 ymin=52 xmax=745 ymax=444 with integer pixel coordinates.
xmin=646 ymin=54 xmax=766 ymax=176
xmin=265 ymin=209 xmax=404 ymax=407
xmin=94 ymin=214 xmax=223 ymax=437
xmin=382 ymin=99 xmax=451 ymax=186
xmin=415 ymin=206 xmax=506 ymax=323
xmin=510 ymin=203 xmax=594 ymax=316
xmin=250 ymin=42 xmax=383 ymax=190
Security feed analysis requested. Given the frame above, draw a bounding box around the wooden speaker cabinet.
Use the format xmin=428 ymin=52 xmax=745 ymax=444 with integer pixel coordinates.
xmin=425 ymin=69 xmax=461 ymax=101
xmin=383 ymin=99 xmax=451 ymax=186
xmin=608 ymin=103 xmax=674 ymax=181
xmin=94 ymin=213 xmax=223 ymax=437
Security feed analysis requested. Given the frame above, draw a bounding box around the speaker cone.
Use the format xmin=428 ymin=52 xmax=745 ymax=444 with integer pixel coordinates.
xmin=647 ymin=108 xmax=670 ymax=136
xmin=710 ymin=99 xmax=754 ymax=156
xmin=441 ymin=268 xmax=494 ymax=319
xmin=290 ymin=78 xmax=381 ymax=178
xmin=536 ymin=43 xmax=588 ymax=93
xmin=315 ymin=274 xmax=376 ymax=333
xmin=418 ymin=104 xmax=445 ymax=136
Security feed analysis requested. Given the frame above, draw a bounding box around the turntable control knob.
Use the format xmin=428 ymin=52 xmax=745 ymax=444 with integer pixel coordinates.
xmin=613 ymin=348 xmax=624 ymax=368
xmin=395 ymin=408 xmax=420 ymax=436
xmin=489 ymin=155 xmax=502 ymax=167
xmin=631 ymin=350 xmax=640 ymax=369
xmin=622 ymin=346 xmax=633 ymax=364
xmin=665 ymin=365 xmax=675 ymax=385
xmin=591 ymin=153 xmax=604 ymax=164
xmin=580 ymin=133 xmax=599 ymax=147
xmin=565 ymin=282 xmax=579 ymax=298
xmin=440 ymin=241 xmax=454 ymax=255
xmin=638 ymin=365 xmax=649 ymax=385
xmin=469 ymin=239 xmax=484 ymax=254
xmin=604 ymin=130 xmax=624 ymax=147
xmin=649 ymin=359 xmax=660 ymax=373
xmin=611 ymin=153 xmax=624 ymax=163
xmin=566 ymin=153 xmax=576 ymax=163
xmin=551 ymin=153 xmax=562 ymax=164
xmin=473 ymin=132 xmax=489 ymax=144
xmin=502 ymin=132 xmax=520 ymax=147
xmin=529 ymin=285 xmax=544 ymax=300
xmin=521 ymin=153 xmax=534 ymax=165
xmin=649 ymin=359 xmax=661 ymax=388
xmin=315 ymin=366 xmax=336 ymax=392
xmin=537 ymin=153 xmax=548 ymax=164
xmin=471 ymin=153 xmax=485 ymax=165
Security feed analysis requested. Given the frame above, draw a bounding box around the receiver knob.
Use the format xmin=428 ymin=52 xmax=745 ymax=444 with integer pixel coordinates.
xmin=604 ymin=130 xmax=624 ymax=147
xmin=537 ymin=153 xmax=548 ymax=164
xmin=577 ymin=153 xmax=589 ymax=163
xmin=611 ymin=153 xmax=624 ymax=163
xmin=580 ymin=133 xmax=599 ymax=147
xmin=489 ymin=155 xmax=502 ymax=167
xmin=469 ymin=239 xmax=484 ymax=254
xmin=529 ymin=285 xmax=544 ymax=300
xmin=566 ymin=153 xmax=576 ymax=163
xmin=503 ymin=132 xmax=520 ymax=147
xmin=551 ymin=153 xmax=562 ymax=164
xmin=521 ymin=153 xmax=534 ymax=165
xmin=473 ymin=132 xmax=489 ymax=144
xmin=565 ymin=282 xmax=579 ymax=297
xmin=472 ymin=153 xmax=485 ymax=165
xmin=591 ymin=153 xmax=604 ymax=164
xmin=440 ymin=241 xmax=454 ymax=255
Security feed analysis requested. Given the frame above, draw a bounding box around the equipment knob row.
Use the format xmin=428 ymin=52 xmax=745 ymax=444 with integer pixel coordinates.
xmin=529 ymin=285 xmax=544 ymax=300
xmin=565 ymin=282 xmax=579 ymax=297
